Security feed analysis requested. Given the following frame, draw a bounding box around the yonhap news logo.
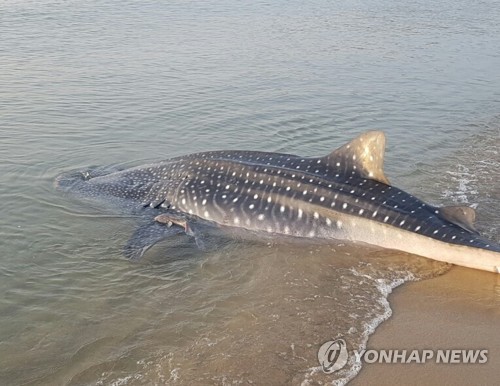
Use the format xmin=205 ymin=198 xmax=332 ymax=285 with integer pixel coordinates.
xmin=317 ymin=339 xmax=349 ymax=373
xmin=353 ymin=348 xmax=488 ymax=365
xmin=318 ymin=339 xmax=488 ymax=374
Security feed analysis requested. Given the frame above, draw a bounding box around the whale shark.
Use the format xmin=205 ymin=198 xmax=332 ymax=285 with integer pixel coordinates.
xmin=56 ymin=131 xmax=500 ymax=273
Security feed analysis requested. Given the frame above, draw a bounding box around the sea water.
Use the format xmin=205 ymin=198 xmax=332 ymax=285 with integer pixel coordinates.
xmin=0 ymin=0 xmax=499 ymax=384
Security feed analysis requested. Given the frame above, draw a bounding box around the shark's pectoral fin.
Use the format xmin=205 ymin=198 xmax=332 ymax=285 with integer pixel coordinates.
xmin=155 ymin=212 xmax=211 ymax=250
xmin=155 ymin=212 xmax=190 ymax=230
xmin=439 ymin=205 xmax=479 ymax=234
xmin=321 ymin=131 xmax=390 ymax=185
xmin=124 ymin=212 xmax=213 ymax=260
xmin=123 ymin=221 xmax=184 ymax=260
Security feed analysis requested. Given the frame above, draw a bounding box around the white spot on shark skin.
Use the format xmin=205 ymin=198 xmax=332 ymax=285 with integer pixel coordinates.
xmin=258 ymin=214 xmax=265 ymax=221
xmin=303 ymin=190 xmax=308 ymax=195
xmin=433 ymin=230 xmax=439 ymax=235
xmin=384 ymin=216 xmax=389 ymax=223
xmin=313 ymin=212 xmax=319 ymax=219
xmin=372 ymin=211 xmax=378 ymax=217
xmin=253 ymin=194 xmax=259 ymax=199
xmin=234 ymin=217 xmax=240 ymax=225
xmin=326 ymin=218 xmax=332 ymax=226
xmin=280 ymin=205 xmax=286 ymax=213
xmin=284 ymin=226 xmax=291 ymax=234
xmin=202 ymin=199 xmax=207 ymax=206
xmin=249 ymin=204 xmax=255 ymax=209
xmin=233 ymin=197 xmax=239 ymax=203
xmin=359 ymin=209 xmax=364 ymax=215
xmin=336 ymin=220 xmax=343 ymax=229
xmin=415 ymin=225 xmax=421 ymax=232
xmin=204 ymin=210 xmax=210 ymax=218
xmin=298 ymin=209 xmax=303 ymax=219
xmin=181 ymin=198 xmax=186 ymax=205
xmin=399 ymin=220 xmax=405 ymax=226
xmin=267 ymin=196 xmax=272 ymax=203
xmin=342 ymin=203 xmax=348 ymax=209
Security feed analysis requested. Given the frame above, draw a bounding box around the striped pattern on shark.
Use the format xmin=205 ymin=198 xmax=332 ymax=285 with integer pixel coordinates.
xmin=56 ymin=131 xmax=500 ymax=273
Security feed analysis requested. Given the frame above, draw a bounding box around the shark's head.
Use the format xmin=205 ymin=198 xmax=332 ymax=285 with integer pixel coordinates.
xmin=56 ymin=161 xmax=182 ymax=210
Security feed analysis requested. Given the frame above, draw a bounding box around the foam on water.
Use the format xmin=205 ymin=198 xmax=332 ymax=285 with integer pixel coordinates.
xmin=302 ymin=272 xmax=417 ymax=386
xmin=429 ymin=126 xmax=500 ymax=240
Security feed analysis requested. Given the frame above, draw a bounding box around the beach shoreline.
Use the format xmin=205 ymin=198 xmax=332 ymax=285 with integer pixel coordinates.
xmin=351 ymin=266 xmax=500 ymax=385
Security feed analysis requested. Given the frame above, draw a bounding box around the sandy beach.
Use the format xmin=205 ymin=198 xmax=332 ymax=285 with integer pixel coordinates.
xmin=351 ymin=266 xmax=500 ymax=385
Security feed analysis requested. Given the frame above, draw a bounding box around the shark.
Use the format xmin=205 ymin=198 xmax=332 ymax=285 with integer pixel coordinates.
xmin=56 ymin=131 xmax=500 ymax=273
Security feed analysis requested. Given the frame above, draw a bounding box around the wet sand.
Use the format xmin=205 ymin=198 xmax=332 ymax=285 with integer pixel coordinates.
xmin=351 ymin=266 xmax=500 ymax=386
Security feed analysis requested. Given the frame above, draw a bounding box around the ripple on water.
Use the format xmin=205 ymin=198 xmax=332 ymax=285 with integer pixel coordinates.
xmin=6 ymin=241 xmax=446 ymax=386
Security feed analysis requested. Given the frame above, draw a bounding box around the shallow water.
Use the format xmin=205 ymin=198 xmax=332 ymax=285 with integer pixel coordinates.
xmin=1 ymin=0 xmax=499 ymax=384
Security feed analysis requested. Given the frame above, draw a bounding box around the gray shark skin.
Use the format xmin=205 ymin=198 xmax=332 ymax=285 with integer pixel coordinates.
xmin=56 ymin=131 xmax=500 ymax=273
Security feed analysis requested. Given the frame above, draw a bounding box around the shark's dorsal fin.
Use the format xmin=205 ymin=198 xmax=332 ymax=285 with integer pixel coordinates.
xmin=439 ymin=205 xmax=479 ymax=234
xmin=321 ymin=131 xmax=390 ymax=185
